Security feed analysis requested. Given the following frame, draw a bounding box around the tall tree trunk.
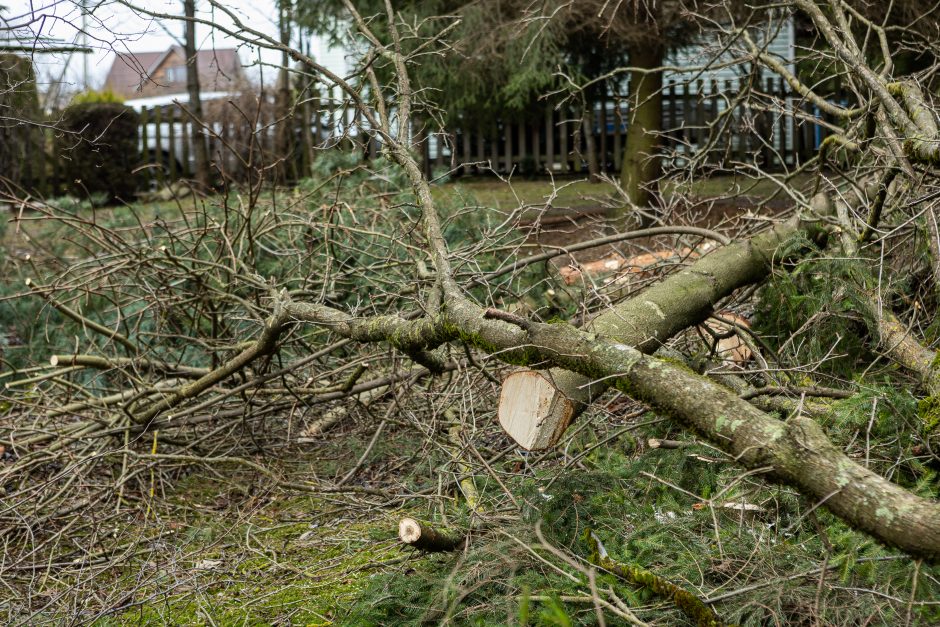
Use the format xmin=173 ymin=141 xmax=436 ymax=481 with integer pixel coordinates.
xmin=183 ymin=0 xmax=210 ymax=189
xmin=618 ymin=41 xmax=664 ymax=222
xmin=274 ymin=0 xmax=293 ymax=182
xmin=582 ymin=104 xmax=600 ymax=181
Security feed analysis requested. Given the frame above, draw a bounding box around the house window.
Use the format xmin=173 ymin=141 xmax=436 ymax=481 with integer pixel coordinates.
xmin=165 ymin=65 xmax=186 ymax=83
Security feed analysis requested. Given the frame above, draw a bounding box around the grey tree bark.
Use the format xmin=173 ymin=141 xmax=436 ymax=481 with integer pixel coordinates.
xmin=183 ymin=0 xmax=211 ymax=188
xmin=498 ymin=208 xmax=828 ymax=450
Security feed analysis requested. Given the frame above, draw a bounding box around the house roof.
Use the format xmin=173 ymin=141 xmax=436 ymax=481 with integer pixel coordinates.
xmin=104 ymin=46 xmax=243 ymax=97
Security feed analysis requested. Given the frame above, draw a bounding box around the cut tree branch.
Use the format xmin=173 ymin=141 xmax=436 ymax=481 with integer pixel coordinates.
xmin=496 ymin=209 xmax=829 ymax=450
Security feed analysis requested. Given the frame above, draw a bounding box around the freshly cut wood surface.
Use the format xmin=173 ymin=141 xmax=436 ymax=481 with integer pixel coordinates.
xmin=557 ymin=242 xmax=721 ymax=285
xmin=398 ymin=517 xmax=463 ymax=552
xmin=496 ymin=216 xmax=819 ymax=451
xmin=498 ymin=370 xmax=576 ymax=450
xmin=702 ymin=312 xmax=752 ymax=365
xmin=558 ymin=247 xmax=696 ymax=285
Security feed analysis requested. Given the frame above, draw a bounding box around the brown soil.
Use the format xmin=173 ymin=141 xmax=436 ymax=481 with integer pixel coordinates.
xmin=521 ymin=195 xmax=792 ymax=267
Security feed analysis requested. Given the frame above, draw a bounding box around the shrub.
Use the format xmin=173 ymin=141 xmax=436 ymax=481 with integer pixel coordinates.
xmin=0 ymin=54 xmax=43 ymax=190
xmin=69 ymin=89 xmax=125 ymax=105
xmin=57 ymin=101 xmax=140 ymax=201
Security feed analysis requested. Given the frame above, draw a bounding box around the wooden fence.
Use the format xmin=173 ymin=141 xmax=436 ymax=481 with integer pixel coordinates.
xmin=422 ymin=77 xmax=838 ymax=177
xmin=3 ymin=78 xmax=841 ymax=198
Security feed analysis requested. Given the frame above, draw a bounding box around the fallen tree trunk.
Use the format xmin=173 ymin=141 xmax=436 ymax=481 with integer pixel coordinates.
xmin=556 ymin=247 xmax=702 ymax=285
xmin=284 ymin=292 xmax=940 ymax=559
xmin=462 ymin=314 xmax=940 ymax=561
xmin=498 ymin=214 xmax=825 ymax=450
xmin=607 ymin=352 xmax=940 ymax=562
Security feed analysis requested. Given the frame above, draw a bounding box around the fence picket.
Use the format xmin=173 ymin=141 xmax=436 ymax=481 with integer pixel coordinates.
xmin=613 ymin=99 xmax=623 ymax=171
xmin=503 ymin=120 xmax=512 ymax=173
xmin=532 ymin=119 xmax=541 ymax=174
xmin=516 ymin=122 xmax=525 ymax=174
xmin=167 ymin=112 xmax=178 ymax=180
xmin=461 ymin=124 xmax=471 ymax=171
xmin=8 ymin=78 xmax=845 ymax=198
xmin=559 ymin=113 xmax=569 ymax=174
xmin=545 ymin=109 xmax=554 ymax=174
xmin=153 ymin=106 xmax=165 ymax=187
xmin=599 ymin=95 xmax=607 ymax=172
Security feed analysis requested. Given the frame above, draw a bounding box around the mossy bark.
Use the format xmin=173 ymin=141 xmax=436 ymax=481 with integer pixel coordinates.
xmin=613 ymin=351 xmax=940 ymax=562
xmin=497 ymin=213 xmax=825 ymax=449
xmin=457 ymin=314 xmax=940 ymax=561
xmin=586 ymin=531 xmax=726 ymax=626
xmin=873 ymin=306 xmax=940 ymax=397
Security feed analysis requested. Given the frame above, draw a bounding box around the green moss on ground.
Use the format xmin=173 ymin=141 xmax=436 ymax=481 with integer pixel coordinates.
xmin=94 ymin=480 xmax=404 ymax=625
xmin=110 ymin=525 xmax=399 ymax=625
xmin=918 ymin=395 xmax=940 ymax=433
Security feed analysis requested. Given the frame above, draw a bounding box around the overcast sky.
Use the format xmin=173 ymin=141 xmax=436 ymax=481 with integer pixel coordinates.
xmin=2 ymin=0 xmax=348 ymax=96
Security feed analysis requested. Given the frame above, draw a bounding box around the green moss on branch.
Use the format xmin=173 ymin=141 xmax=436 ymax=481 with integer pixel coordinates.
xmin=585 ymin=530 xmax=730 ymax=626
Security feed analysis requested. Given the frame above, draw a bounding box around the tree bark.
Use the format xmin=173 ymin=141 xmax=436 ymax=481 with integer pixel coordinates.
xmin=620 ymin=351 xmax=940 ymax=562
xmin=443 ymin=307 xmax=940 ymax=561
xmin=398 ymin=518 xmax=464 ymax=552
xmin=582 ymin=105 xmax=600 ymax=181
xmin=497 ymin=214 xmax=826 ymax=450
xmin=869 ymin=302 xmax=940 ymax=397
xmin=618 ymin=40 xmax=664 ymax=222
xmin=274 ymin=0 xmax=293 ymax=182
xmin=183 ymin=0 xmax=210 ymax=188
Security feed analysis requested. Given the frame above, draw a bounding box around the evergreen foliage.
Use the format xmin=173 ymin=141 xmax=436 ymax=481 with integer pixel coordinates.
xmin=69 ymin=88 xmax=125 ymax=105
xmin=57 ymin=101 xmax=140 ymax=201
xmin=344 ymin=421 xmax=939 ymax=625
xmin=295 ymin=1 xmax=710 ymax=125
xmin=754 ymin=249 xmax=878 ymax=380
xmin=297 ymin=1 xmax=572 ymax=123
xmin=0 ymin=53 xmax=42 ymax=190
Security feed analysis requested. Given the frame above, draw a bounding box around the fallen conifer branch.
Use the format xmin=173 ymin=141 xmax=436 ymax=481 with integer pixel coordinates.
xmin=586 ymin=530 xmax=728 ymax=627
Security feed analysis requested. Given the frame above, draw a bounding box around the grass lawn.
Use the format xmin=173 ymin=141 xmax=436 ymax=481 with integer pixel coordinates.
xmin=1 ymin=171 xmax=811 ymax=243
xmin=433 ymin=172 xmax=815 ymax=211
